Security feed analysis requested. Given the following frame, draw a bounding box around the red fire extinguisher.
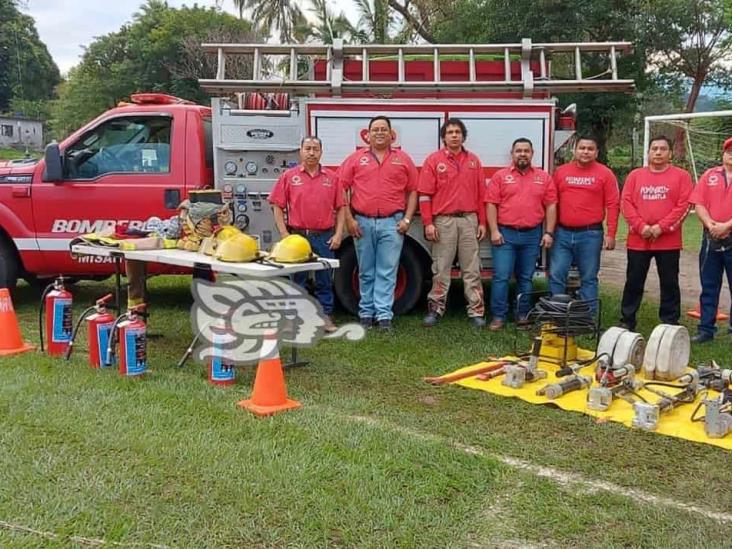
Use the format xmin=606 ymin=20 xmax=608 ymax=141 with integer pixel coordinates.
xmin=39 ymin=276 xmax=73 ymax=357
xmin=64 ymin=293 xmax=115 ymax=368
xmin=108 ymin=304 xmax=147 ymax=377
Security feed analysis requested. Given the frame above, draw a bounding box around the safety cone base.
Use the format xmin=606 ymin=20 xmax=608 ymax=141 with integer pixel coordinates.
xmin=0 ymin=342 xmax=35 ymax=357
xmin=237 ymin=397 xmax=302 ymax=417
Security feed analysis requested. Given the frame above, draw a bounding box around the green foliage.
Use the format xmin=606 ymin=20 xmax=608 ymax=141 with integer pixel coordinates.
xmin=0 ymin=0 xmax=60 ymax=112
xmin=49 ymin=0 xmax=255 ymax=138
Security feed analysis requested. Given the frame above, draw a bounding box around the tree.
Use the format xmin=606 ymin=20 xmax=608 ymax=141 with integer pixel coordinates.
xmin=242 ymin=0 xmax=304 ymax=42
xmin=0 ymin=0 xmax=60 ymax=112
xmin=643 ymin=0 xmax=732 ymax=114
xmin=300 ymin=0 xmax=357 ymax=44
xmin=352 ymin=0 xmax=394 ymax=43
xmin=50 ymin=1 xmax=255 ymax=136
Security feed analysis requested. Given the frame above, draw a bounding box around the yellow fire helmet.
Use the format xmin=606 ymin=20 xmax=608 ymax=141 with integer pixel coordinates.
xmin=215 ymin=225 xmax=242 ymax=243
xmin=215 ymin=233 xmax=259 ymax=262
xmin=269 ymin=234 xmax=317 ymax=263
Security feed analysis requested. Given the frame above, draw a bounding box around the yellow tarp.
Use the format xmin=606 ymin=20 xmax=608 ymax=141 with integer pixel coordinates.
xmin=447 ymin=349 xmax=731 ymax=450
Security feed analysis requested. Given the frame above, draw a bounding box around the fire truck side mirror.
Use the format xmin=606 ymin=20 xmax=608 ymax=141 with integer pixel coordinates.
xmin=43 ymin=142 xmax=63 ymax=182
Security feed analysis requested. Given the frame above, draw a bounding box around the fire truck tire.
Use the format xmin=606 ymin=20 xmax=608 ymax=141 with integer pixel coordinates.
xmin=334 ymin=241 xmax=424 ymax=316
xmin=0 ymin=239 xmax=18 ymax=290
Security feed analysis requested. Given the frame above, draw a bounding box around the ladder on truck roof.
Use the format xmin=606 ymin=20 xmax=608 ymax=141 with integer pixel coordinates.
xmin=199 ymin=38 xmax=635 ymax=98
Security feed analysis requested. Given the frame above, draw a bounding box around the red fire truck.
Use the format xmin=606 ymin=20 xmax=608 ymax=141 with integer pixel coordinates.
xmin=0 ymin=39 xmax=633 ymax=314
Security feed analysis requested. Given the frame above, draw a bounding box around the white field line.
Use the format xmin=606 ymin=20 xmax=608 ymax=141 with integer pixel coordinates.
xmin=0 ymin=520 xmax=168 ymax=548
xmin=343 ymin=414 xmax=732 ymax=524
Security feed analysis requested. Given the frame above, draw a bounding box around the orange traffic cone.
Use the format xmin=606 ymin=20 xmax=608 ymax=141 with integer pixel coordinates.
xmin=0 ymin=288 xmax=35 ymax=356
xmin=238 ymin=331 xmax=301 ymax=416
xmin=686 ymin=303 xmax=729 ymax=322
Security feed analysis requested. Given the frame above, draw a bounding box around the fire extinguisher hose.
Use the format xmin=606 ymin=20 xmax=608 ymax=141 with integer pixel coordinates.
xmin=38 ymin=282 xmax=56 ymax=353
xmin=64 ymin=306 xmax=97 ymax=360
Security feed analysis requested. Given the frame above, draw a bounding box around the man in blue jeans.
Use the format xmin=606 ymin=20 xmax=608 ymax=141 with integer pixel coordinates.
xmin=269 ymin=136 xmax=346 ymax=333
xmin=549 ymin=136 xmax=619 ymax=309
xmin=689 ymin=136 xmax=732 ymax=343
xmin=485 ymin=138 xmax=557 ymax=330
xmin=339 ymin=116 xmax=418 ymax=331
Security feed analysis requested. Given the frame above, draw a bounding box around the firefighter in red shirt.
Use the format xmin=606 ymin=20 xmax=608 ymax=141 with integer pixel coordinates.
xmin=338 ymin=116 xmax=418 ymax=331
xmin=550 ymin=135 xmax=620 ymax=308
xmin=419 ymin=118 xmax=487 ymax=328
xmin=270 ymin=136 xmax=345 ymax=333
xmin=619 ymin=136 xmax=693 ymax=330
xmin=688 ymin=136 xmax=732 ymax=343
xmin=485 ymin=138 xmax=557 ymax=330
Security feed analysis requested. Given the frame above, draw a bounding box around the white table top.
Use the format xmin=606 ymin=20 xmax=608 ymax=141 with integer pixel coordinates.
xmin=71 ymin=244 xmax=339 ymax=278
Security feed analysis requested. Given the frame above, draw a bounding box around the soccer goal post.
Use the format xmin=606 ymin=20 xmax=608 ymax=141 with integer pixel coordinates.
xmin=643 ymin=110 xmax=732 ymax=182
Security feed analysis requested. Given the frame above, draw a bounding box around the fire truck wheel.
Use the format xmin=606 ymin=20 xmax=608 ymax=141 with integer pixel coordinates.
xmin=334 ymin=241 xmax=424 ymax=316
xmin=0 ymin=239 xmax=18 ymax=290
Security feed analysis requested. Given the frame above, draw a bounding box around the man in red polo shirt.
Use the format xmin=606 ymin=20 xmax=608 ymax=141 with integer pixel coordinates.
xmin=619 ymin=135 xmax=693 ymax=330
xmin=338 ymin=115 xmax=418 ymax=331
xmin=270 ymin=136 xmax=345 ymax=333
xmin=485 ymin=137 xmax=557 ymax=330
xmin=550 ymin=135 xmax=619 ymax=308
xmin=419 ymin=118 xmax=487 ymax=328
xmin=688 ymin=136 xmax=732 ymax=343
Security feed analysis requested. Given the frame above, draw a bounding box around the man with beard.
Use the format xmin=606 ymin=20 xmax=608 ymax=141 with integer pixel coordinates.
xmin=485 ymin=138 xmax=557 ymax=330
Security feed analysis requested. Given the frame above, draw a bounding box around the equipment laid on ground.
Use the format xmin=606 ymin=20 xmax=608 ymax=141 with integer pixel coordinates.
xmin=596 ymin=327 xmax=645 ymax=371
xmin=642 ymin=324 xmax=690 ymax=381
xmin=39 ymin=276 xmax=73 ymax=356
xmin=699 ymin=391 xmax=732 ymax=438
xmin=64 ymin=293 xmax=115 ymax=368
xmin=536 ymin=375 xmax=591 ymax=400
xmin=587 ymin=358 xmax=643 ymax=411
xmin=687 ymin=361 xmax=732 ymax=392
xmin=423 ymin=359 xmax=517 ymax=385
xmin=502 ymin=338 xmax=548 ymax=389
xmin=107 ymin=304 xmax=148 ymax=377
xmin=632 ymin=371 xmax=700 ymax=431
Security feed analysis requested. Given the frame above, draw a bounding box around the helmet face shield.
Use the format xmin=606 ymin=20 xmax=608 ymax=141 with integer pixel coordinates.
xmin=269 ymin=234 xmax=316 ymax=263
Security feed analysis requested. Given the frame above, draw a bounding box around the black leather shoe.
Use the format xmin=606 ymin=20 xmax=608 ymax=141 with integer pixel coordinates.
xmin=423 ymin=312 xmax=440 ymax=327
xmin=359 ymin=317 xmax=374 ymax=329
xmin=377 ymin=319 xmax=393 ymax=331
xmin=691 ymin=333 xmax=714 ymax=344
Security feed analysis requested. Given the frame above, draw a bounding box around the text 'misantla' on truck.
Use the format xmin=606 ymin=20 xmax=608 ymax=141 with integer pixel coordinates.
xmin=0 ymin=39 xmax=634 ymax=314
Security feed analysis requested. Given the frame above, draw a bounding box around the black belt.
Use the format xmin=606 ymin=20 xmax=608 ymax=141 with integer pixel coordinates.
xmin=499 ymin=224 xmax=541 ymax=232
xmin=437 ymin=211 xmax=474 ymax=217
xmin=288 ymin=226 xmax=333 ymax=236
xmin=558 ymin=223 xmax=603 ymax=232
xmin=352 ymin=210 xmax=402 ymax=219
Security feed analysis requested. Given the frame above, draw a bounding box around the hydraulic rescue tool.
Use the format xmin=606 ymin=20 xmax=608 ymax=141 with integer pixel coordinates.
xmin=502 ymin=337 xmax=548 ymax=389
xmin=536 ymin=375 xmax=592 ymax=400
xmin=632 ymin=371 xmax=701 ymax=431
xmin=688 ymin=361 xmax=732 ymax=392
xmin=697 ymin=390 xmax=732 ymax=438
xmin=64 ymin=293 xmax=115 ymax=367
xmin=39 ymin=276 xmax=73 ymax=356
xmin=587 ymin=358 xmax=643 ymax=411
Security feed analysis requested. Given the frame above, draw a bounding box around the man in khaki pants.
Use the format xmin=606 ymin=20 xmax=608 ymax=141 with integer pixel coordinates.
xmin=419 ymin=118 xmax=487 ymax=327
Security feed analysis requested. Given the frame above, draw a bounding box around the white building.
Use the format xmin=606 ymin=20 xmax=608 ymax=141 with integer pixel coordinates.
xmin=0 ymin=116 xmax=43 ymax=150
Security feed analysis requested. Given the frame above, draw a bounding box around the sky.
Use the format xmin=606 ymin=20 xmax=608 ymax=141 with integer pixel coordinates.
xmin=21 ymin=0 xmax=359 ymax=74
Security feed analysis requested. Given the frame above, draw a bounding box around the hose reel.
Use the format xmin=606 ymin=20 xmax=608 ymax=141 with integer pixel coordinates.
xmin=596 ymin=327 xmax=645 ymax=372
xmin=642 ymin=324 xmax=690 ymax=381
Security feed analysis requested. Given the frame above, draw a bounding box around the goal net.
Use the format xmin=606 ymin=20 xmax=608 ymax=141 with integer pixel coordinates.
xmin=644 ymin=110 xmax=732 ymax=182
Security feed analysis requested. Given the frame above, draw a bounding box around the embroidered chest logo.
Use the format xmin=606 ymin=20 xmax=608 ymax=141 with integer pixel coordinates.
xmin=291 ymin=175 xmax=303 ymax=185
xmin=565 ymin=176 xmax=595 ymax=186
xmin=321 ymin=177 xmax=332 ymax=187
xmin=468 ymin=160 xmax=477 ymax=169
xmin=640 ymin=185 xmax=669 ymax=201
xmin=504 ymin=174 xmax=516 ymax=184
xmin=359 ymin=156 xmax=370 ymax=166
xmin=533 ymin=176 xmax=545 ymax=185
xmin=390 ymin=156 xmax=402 ymax=165
xmin=708 ymin=174 xmax=720 ymax=187
xmin=436 ymin=162 xmax=448 ymax=173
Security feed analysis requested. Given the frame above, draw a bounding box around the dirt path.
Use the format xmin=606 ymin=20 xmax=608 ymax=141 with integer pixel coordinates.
xmin=599 ymin=244 xmax=731 ymax=313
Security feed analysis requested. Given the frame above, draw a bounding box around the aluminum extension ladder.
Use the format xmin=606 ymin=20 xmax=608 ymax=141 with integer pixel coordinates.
xmin=199 ymin=38 xmax=635 ymax=98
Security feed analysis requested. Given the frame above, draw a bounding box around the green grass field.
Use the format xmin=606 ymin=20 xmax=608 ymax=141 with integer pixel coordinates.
xmin=1 ymin=277 xmax=731 ymax=547
xmin=0 ymin=147 xmax=34 ymax=161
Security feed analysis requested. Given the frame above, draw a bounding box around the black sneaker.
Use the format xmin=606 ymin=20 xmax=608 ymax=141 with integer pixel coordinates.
xmin=422 ymin=312 xmax=440 ymax=327
xmin=359 ymin=317 xmax=374 ymax=329
xmin=691 ymin=333 xmax=714 ymax=344
xmin=377 ymin=319 xmax=393 ymax=331
xmin=469 ymin=316 xmax=486 ymax=328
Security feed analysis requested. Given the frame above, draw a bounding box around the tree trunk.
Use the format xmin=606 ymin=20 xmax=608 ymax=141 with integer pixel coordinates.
xmin=673 ymin=76 xmax=704 ymax=160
